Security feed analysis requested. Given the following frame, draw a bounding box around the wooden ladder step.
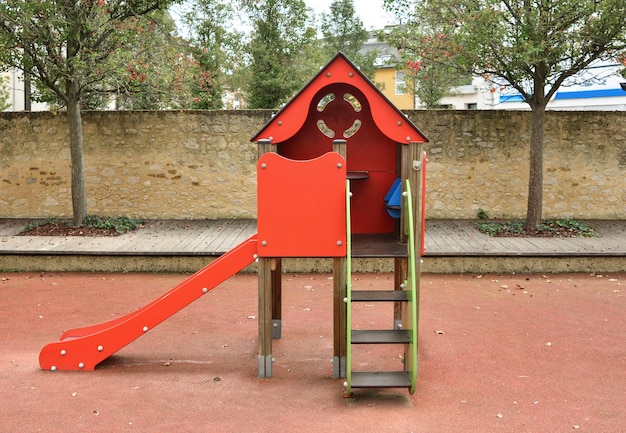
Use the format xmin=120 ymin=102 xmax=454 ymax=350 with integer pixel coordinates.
xmin=351 ymin=371 xmax=411 ymax=389
xmin=351 ymin=290 xmax=408 ymax=302
xmin=351 ymin=330 xmax=409 ymax=344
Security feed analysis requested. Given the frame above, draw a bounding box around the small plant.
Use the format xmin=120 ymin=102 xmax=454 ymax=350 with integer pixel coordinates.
xmin=24 ymin=218 xmax=57 ymax=232
xmin=21 ymin=216 xmax=144 ymax=236
xmin=82 ymin=216 xmax=144 ymax=234
xmin=476 ymin=208 xmax=489 ymax=220
xmin=475 ymin=218 xmax=596 ymax=238
xmin=475 ymin=220 xmax=524 ymax=237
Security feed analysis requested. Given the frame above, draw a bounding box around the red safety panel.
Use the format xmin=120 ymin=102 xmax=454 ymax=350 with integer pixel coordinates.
xmin=257 ymin=152 xmax=347 ymax=257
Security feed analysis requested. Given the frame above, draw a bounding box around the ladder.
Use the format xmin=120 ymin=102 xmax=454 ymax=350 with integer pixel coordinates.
xmin=344 ymin=179 xmax=419 ymax=396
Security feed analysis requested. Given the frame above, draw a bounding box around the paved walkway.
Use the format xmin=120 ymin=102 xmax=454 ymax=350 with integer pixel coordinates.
xmin=1 ymin=219 xmax=624 ymax=256
xmin=1 ymin=219 xmax=624 ymax=273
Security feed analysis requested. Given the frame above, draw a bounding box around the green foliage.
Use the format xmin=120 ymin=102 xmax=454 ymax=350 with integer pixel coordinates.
xmin=477 ymin=208 xmax=489 ymax=220
xmin=243 ymin=0 xmax=316 ymax=109
xmin=321 ymin=0 xmax=367 ymax=58
xmin=82 ymin=216 xmax=144 ymax=234
xmin=475 ymin=220 xmax=524 ymax=237
xmin=383 ymin=0 xmax=626 ymax=109
xmin=319 ymin=0 xmax=376 ymax=80
xmin=182 ymin=0 xmax=246 ymax=110
xmin=475 ymin=218 xmax=596 ymax=238
xmin=0 ymin=0 xmax=178 ymax=107
xmin=24 ymin=216 xmax=144 ymax=235
xmin=383 ymin=0 xmax=626 ymax=228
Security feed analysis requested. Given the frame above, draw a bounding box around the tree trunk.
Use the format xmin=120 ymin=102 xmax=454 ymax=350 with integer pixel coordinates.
xmin=66 ymin=86 xmax=88 ymax=226
xmin=525 ymin=105 xmax=546 ymax=229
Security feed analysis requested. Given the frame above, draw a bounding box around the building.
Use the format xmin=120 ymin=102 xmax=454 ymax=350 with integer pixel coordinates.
xmin=1 ymin=69 xmax=49 ymax=111
xmin=364 ymin=34 xmax=626 ymax=111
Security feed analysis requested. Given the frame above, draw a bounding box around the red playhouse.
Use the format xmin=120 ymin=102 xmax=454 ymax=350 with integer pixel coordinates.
xmin=39 ymin=53 xmax=428 ymax=396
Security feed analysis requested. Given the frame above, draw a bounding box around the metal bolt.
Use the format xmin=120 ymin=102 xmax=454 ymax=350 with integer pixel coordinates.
xmin=337 ymin=163 xmax=343 ymax=168
xmin=202 ymin=287 xmax=209 ymax=294
xmin=97 ymin=346 xmax=104 ymax=352
xmin=60 ymin=349 xmax=66 ymax=356
xmin=51 ymin=366 xmax=57 ymax=371
xmin=403 ymin=191 xmax=408 ymax=197
xmin=261 ymin=163 xmax=267 ymax=169
xmin=349 ymin=72 xmax=354 ymax=77
xmin=326 ymin=72 xmax=331 ymax=77
xmin=400 ymin=283 xmax=406 ymax=289
xmin=143 ymin=326 xmax=149 ymax=332
xmin=343 ymin=381 xmax=348 ymax=387
xmin=277 ymin=120 xmax=283 ymax=126
xmin=406 ymin=136 xmax=412 ymax=142
xmin=343 ymin=297 xmax=348 ymax=303
xmin=273 ymin=322 xmax=278 ymax=328
xmin=78 ymin=362 xmax=84 ymax=369
xmin=397 ymin=120 xmax=402 ymax=126
xmin=261 ymin=240 xmax=268 ymax=246
xmin=337 ymin=240 xmax=343 ymax=246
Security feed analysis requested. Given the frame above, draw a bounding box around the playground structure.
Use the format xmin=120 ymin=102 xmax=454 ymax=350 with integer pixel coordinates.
xmin=39 ymin=53 xmax=428 ymax=395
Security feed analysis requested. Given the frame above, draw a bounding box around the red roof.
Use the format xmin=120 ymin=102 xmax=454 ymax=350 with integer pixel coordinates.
xmin=251 ymin=52 xmax=428 ymax=145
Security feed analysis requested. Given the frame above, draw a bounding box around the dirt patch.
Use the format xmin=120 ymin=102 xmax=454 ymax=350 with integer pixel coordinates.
xmin=18 ymin=217 xmax=144 ymax=237
xmin=475 ymin=219 xmax=596 ymax=238
xmin=19 ymin=223 xmax=121 ymax=237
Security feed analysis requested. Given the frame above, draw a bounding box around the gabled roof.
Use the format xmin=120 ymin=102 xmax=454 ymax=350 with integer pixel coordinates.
xmin=251 ymin=52 xmax=428 ymax=145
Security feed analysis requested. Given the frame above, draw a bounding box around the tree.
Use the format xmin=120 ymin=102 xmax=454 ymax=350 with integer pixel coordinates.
xmin=242 ymin=0 xmax=316 ymax=109
xmin=320 ymin=0 xmax=377 ymax=80
xmin=182 ymin=0 xmax=245 ymax=109
xmin=404 ymin=58 xmax=469 ymax=109
xmin=383 ymin=0 xmax=626 ymax=228
xmin=0 ymin=0 xmax=175 ymax=225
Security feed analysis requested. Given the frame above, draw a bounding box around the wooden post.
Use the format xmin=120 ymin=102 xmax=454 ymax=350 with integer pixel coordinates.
xmin=258 ymin=257 xmax=273 ymax=378
xmin=256 ymin=138 xmax=280 ymax=377
xmin=332 ymin=139 xmax=347 ymax=159
xmin=400 ymin=142 xmax=423 ymax=351
xmin=393 ymin=256 xmax=408 ymax=329
xmin=333 ymin=256 xmax=347 ymax=378
xmin=332 ymin=139 xmax=348 ymax=379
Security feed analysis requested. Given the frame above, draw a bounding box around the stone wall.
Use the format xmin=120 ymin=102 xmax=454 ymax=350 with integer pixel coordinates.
xmin=1 ymin=110 xmax=624 ymax=220
xmin=406 ymin=110 xmax=625 ymax=218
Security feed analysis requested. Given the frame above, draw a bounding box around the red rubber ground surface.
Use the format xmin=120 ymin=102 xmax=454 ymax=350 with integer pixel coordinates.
xmin=1 ymin=272 xmax=624 ymax=432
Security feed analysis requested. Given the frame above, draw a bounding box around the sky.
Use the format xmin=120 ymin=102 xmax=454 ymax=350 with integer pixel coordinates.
xmin=303 ymin=0 xmax=395 ymax=30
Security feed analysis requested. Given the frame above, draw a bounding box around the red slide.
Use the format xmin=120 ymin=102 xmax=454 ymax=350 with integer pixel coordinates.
xmin=39 ymin=235 xmax=258 ymax=371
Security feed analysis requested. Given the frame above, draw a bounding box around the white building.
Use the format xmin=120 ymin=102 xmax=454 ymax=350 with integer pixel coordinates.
xmin=439 ymin=61 xmax=626 ymax=111
xmin=1 ymin=69 xmax=48 ymax=111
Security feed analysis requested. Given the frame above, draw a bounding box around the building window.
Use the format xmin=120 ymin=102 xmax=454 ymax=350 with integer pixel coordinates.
xmin=395 ymin=70 xmax=406 ymax=95
xmin=466 ymin=103 xmax=477 ymax=110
